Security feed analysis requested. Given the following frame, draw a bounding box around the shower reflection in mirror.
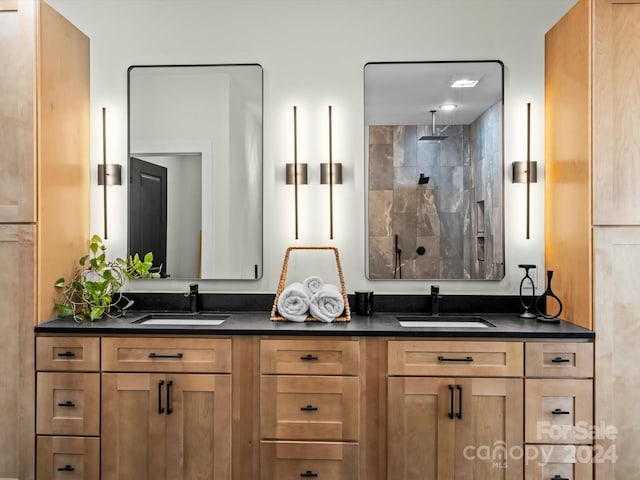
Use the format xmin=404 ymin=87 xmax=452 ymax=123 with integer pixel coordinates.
xmin=365 ymin=61 xmax=504 ymax=280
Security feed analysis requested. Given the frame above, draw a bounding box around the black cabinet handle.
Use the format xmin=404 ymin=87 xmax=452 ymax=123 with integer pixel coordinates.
xmin=438 ymin=356 xmax=474 ymax=362
xmin=300 ymin=404 xmax=318 ymax=412
xmin=551 ymin=408 xmax=571 ymax=415
xmin=551 ymin=476 xmax=569 ymax=480
xmin=57 ymin=464 xmax=75 ymax=472
xmin=456 ymin=384 xmax=463 ymax=419
xmin=148 ymin=352 xmax=183 ymax=359
xmin=448 ymin=384 xmax=454 ymax=419
xmin=57 ymin=351 xmax=76 ymax=358
xmin=300 ymin=354 xmax=318 ymax=361
xmin=158 ymin=380 xmax=165 ymax=414
xmin=57 ymin=401 xmax=75 ymax=408
xmin=300 ymin=471 xmax=318 ymax=478
xmin=166 ymin=380 xmax=173 ymax=415
xmin=551 ymin=357 xmax=570 ymax=363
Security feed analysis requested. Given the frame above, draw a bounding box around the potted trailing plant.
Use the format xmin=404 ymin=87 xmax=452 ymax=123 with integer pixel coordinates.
xmin=54 ymin=234 xmax=160 ymax=321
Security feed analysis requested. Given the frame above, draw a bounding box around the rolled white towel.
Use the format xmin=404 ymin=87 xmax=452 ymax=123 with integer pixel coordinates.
xmin=303 ymin=276 xmax=324 ymax=296
xmin=309 ymin=284 xmax=345 ymax=323
xmin=276 ymin=282 xmax=310 ymax=322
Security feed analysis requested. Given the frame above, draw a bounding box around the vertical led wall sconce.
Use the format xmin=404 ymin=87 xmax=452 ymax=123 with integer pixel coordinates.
xmin=320 ymin=105 xmax=343 ymax=240
xmin=512 ymin=102 xmax=537 ymax=239
xmin=97 ymin=107 xmax=123 ymax=239
xmin=285 ymin=106 xmax=308 ymax=239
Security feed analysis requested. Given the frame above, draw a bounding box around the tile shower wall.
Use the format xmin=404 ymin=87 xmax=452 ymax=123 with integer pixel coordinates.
xmin=368 ymin=102 xmax=504 ymax=279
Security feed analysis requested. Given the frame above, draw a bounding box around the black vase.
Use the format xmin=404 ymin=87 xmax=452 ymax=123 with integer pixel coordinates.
xmin=535 ymin=270 xmax=563 ymax=322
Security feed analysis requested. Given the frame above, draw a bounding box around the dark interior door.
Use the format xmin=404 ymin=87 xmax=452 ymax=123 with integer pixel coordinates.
xmin=129 ymin=157 xmax=168 ymax=277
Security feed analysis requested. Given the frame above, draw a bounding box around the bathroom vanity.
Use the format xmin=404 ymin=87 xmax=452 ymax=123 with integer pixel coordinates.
xmin=34 ymin=311 xmax=594 ymax=480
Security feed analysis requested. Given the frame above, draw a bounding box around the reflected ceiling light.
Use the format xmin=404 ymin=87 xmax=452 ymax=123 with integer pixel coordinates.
xmin=449 ymin=75 xmax=481 ymax=88
xmin=439 ymin=104 xmax=457 ymax=111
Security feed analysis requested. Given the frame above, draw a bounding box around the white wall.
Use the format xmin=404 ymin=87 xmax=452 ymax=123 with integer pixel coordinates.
xmin=48 ymin=0 xmax=577 ymax=295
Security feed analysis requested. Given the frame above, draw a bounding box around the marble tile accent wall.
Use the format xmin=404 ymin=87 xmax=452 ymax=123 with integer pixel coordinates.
xmin=367 ymin=102 xmax=504 ymax=280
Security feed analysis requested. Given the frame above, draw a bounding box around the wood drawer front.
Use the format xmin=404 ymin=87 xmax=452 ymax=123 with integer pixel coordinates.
xmin=261 ymin=376 xmax=359 ymax=441
xmin=36 ymin=436 xmax=100 ymax=480
xmin=101 ymin=337 xmax=231 ymax=373
xmin=525 ymin=342 xmax=593 ymax=378
xmin=260 ymin=441 xmax=359 ymax=480
xmin=523 ymin=445 xmax=592 ymax=480
xmin=525 ymin=379 xmax=593 ymax=444
xmin=36 ymin=372 xmax=100 ymax=436
xmin=388 ymin=340 xmax=523 ymax=377
xmin=260 ymin=339 xmax=360 ymax=375
xmin=36 ymin=337 xmax=100 ymax=371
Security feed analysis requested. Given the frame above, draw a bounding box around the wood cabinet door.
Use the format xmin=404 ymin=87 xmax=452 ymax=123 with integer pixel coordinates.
xmin=101 ymin=373 xmax=167 ymax=480
xmin=387 ymin=377 xmax=455 ymax=480
xmin=594 ymin=226 xmax=640 ymax=479
xmin=165 ymin=374 xmax=232 ymax=480
xmin=0 ymin=2 xmax=36 ymax=223
xmin=454 ymin=378 xmax=523 ymax=480
xmin=593 ymin=0 xmax=640 ymax=224
xmin=0 ymin=225 xmax=34 ymax=478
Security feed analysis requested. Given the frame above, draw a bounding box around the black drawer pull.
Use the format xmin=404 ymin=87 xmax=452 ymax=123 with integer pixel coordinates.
xmin=166 ymin=380 xmax=173 ymax=415
xmin=456 ymin=384 xmax=463 ymax=419
xmin=148 ymin=352 xmax=183 ymax=359
xmin=438 ymin=355 xmax=473 ymax=362
xmin=551 ymin=357 xmax=570 ymax=363
xmin=300 ymin=405 xmax=318 ymax=412
xmin=300 ymin=354 xmax=319 ymax=361
xmin=158 ymin=380 xmax=165 ymax=414
xmin=57 ymin=351 xmax=76 ymax=358
xmin=551 ymin=408 xmax=571 ymax=415
xmin=551 ymin=476 xmax=569 ymax=480
xmin=57 ymin=464 xmax=75 ymax=472
xmin=300 ymin=471 xmax=318 ymax=478
xmin=57 ymin=401 xmax=75 ymax=408
xmin=448 ymin=384 xmax=455 ymax=419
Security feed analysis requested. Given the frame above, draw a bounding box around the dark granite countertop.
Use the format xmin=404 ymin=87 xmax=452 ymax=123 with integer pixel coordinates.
xmin=34 ymin=310 xmax=594 ymax=339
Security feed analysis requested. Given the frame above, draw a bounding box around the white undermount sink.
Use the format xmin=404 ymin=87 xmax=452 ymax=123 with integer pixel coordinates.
xmin=134 ymin=313 xmax=229 ymax=326
xmin=396 ymin=316 xmax=494 ymax=328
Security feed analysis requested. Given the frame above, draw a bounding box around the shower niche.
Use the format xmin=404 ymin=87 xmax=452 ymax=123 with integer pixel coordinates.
xmin=365 ymin=61 xmax=504 ymax=280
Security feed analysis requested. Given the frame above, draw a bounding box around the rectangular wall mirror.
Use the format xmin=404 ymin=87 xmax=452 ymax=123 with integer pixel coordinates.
xmin=365 ymin=61 xmax=504 ymax=280
xmin=128 ymin=64 xmax=263 ymax=280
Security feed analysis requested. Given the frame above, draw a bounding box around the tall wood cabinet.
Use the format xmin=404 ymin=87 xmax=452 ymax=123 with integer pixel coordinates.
xmin=0 ymin=1 xmax=89 ymax=478
xmin=545 ymin=0 xmax=640 ymax=478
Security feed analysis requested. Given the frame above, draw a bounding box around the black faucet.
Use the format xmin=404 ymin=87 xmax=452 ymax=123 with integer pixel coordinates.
xmin=188 ymin=283 xmax=199 ymax=313
xmin=431 ymin=285 xmax=442 ymax=316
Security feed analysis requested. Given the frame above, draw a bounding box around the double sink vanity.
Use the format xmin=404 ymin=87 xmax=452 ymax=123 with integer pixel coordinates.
xmin=34 ymin=296 xmax=594 ymax=480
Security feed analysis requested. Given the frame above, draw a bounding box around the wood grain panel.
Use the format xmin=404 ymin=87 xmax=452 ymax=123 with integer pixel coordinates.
xmin=102 ymin=337 xmax=232 ymax=373
xmin=0 ymin=225 xmax=35 ymax=478
xmin=37 ymin=0 xmax=90 ymax=322
xmin=544 ymin=0 xmax=592 ymax=329
xmin=101 ymin=373 xmax=166 ymax=480
xmin=260 ymin=338 xmax=360 ymax=375
xmin=594 ymin=0 xmax=640 ymax=224
xmin=36 ymin=372 xmax=100 ymax=436
xmin=36 ymin=336 xmax=100 ymax=371
xmin=387 ymin=376 xmax=455 ymax=480
xmin=36 ymin=436 xmax=100 ymax=480
xmin=525 ymin=342 xmax=593 ymax=378
xmin=388 ymin=340 xmax=523 ymax=377
xmin=166 ymin=374 xmax=232 ymax=480
xmin=261 ymin=375 xmax=359 ymax=441
xmin=525 ymin=378 xmax=593 ymax=444
xmin=594 ymin=227 xmax=640 ymax=479
xmin=524 ymin=444 xmax=592 ymax=480
xmin=0 ymin=0 xmax=35 ymax=223
xmin=260 ymin=441 xmax=359 ymax=480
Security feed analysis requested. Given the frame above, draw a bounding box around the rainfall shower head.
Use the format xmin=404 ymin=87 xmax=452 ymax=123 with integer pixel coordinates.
xmin=418 ymin=110 xmax=448 ymax=141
